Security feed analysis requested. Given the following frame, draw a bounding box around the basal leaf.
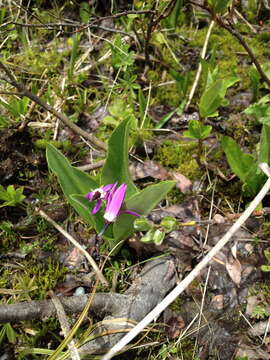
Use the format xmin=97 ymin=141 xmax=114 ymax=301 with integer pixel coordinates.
xmin=46 ymin=144 xmax=98 ymax=226
xmin=101 ymin=118 xmax=138 ymax=198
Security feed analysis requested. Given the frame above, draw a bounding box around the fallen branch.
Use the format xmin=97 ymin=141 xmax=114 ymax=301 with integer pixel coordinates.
xmin=0 ymin=257 xmax=176 ymax=356
xmin=101 ymin=164 xmax=270 ymax=360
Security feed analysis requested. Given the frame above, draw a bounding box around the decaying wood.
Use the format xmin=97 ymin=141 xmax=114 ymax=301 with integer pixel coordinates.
xmin=0 ymin=257 xmax=176 ymax=355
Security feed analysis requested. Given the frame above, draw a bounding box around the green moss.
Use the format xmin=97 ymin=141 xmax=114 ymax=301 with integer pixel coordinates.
xmin=169 ymin=296 xmax=183 ymax=312
xmin=0 ymin=258 xmax=67 ymax=302
xmin=155 ymin=140 xmax=202 ymax=180
xmin=260 ymin=221 xmax=270 ymax=237
xmin=147 ymin=70 xmax=181 ymax=107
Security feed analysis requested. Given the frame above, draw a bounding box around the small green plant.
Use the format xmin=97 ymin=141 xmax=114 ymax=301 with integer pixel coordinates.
xmin=261 ymin=249 xmax=270 ymax=272
xmin=0 ymin=96 xmax=30 ymax=126
xmin=46 ymin=119 xmax=176 ymax=254
xmin=111 ymin=34 xmax=135 ymax=70
xmin=222 ymin=96 xmax=270 ymax=196
xmin=251 ymin=304 xmax=270 ymax=319
xmin=134 ymin=216 xmax=178 ymax=245
xmin=0 ymin=185 xmax=25 ymax=208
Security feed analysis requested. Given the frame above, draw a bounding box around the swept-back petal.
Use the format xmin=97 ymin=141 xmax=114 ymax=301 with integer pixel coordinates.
xmin=91 ymin=198 xmax=102 ymax=214
xmin=104 ymin=184 xmax=127 ymax=222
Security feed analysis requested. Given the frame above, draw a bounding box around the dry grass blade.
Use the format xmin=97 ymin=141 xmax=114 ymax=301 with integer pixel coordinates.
xmin=37 ymin=208 xmax=108 ymax=286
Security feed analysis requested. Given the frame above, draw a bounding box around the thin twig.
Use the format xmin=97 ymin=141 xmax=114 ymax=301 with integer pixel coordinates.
xmin=50 ymin=291 xmax=81 ymax=360
xmin=37 ymin=208 xmax=108 ymax=286
xmin=101 ymin=164 xmax=270 ymax=360
xmin=0 ymin=60 xmax=107 ymax=151
xmin=188 ymin=0 xmax=270 ymax=88
xmin=77 ymin=159 xmax=105 ymax=172
xmin=215 ymin=17 xmax=270 ymax=88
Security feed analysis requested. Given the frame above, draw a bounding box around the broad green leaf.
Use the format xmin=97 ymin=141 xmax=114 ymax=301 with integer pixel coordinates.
xmin=221 ymin=136 xmax=256 ymax=182
xmin=70 ymin=194 xmax=106 ymax=233
xmin=258 ymin=125 xmax=270 ymax=164
xmin=46 ymin=145 xmax=98 ymax=226
xmin=111 ymin=181 xmax=176 ymax=252
xmin=101 ymin=118 xmax=137 ymax=198
xmin=165 ymin=0 xmax=183 ymax=29
xmin=199 ymin=79 xmax=223 ymax=117
xmin=221 ymin=136 xmax=262 ymax=195
xmin=183 ymin=120 xmax=212 ymax=139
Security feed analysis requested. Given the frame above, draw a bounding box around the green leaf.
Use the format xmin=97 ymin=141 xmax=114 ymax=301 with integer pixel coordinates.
xmin=183 ymin=120 xmax=212 ymax=139
xmin=199 ymin=79 xmax=223 ymax=117
xmin=111 ymin=181 xmax=176 ymax=252
xmin=208 ymin=0 xmax=232 ymax=14
xmin=258 ymin=125 xmax=270 ymax=164
xmin=221 ymin=136 xmax=263 ymax=195
xmin=70 ymin=194 xmax=105 ymax=233
xmin=221 ymin=136 xmax=256 ymax=182
xmin=5 ymin=323 xmax=17 ymax=344
xmin=166 ymin=0 xmax=183 ymax=29
xmin=79 ymin=2 xmax=91 ymax=23
xmin=46 ymin=144 xmax=98 ymax=226
xmin=101 ymin=118 xmax=138 ymax=199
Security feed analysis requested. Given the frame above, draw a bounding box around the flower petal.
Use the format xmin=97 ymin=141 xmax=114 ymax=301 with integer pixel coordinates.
xmin=104 ymin=184 xmax=127 ymax=222
xmin=91 ymin=198 xmax=102 ymax=214
xmin=123 ymin=209 xmax=140 ymax=217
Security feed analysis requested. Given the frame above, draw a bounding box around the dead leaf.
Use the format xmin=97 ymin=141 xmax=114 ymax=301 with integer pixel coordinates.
xmin=210 ymin=294 xmax=224 ymax=310
xmin=171 ymin=172 xmax=192 ymax=194
xmin=225 ymin=254 xmax=242 ymax=287
xmin=163 ymin=309 xmax=185 ymax=339
xmin=130 ymin=160 xmax=169 ymax=180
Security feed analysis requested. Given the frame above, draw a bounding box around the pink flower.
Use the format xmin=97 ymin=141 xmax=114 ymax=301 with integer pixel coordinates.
xmin=85 ymin=183 xmax=139 ymax=223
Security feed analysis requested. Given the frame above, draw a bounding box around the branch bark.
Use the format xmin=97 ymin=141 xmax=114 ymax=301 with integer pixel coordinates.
xmin=0 ymin=257 xmax=176 ymax=355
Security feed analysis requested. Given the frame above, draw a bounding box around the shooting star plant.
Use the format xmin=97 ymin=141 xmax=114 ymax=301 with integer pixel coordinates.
xmin=46 ymin=118 xmax=176 ymax=254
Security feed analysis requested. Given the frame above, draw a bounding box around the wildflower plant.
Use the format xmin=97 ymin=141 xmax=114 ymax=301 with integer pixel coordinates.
xmin=46 ymin=119 xmax=175 ymax=253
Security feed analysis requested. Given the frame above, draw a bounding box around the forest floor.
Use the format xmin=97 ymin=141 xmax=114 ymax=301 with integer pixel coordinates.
xmin=0 ymin=1 xmax=270 ymax=359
